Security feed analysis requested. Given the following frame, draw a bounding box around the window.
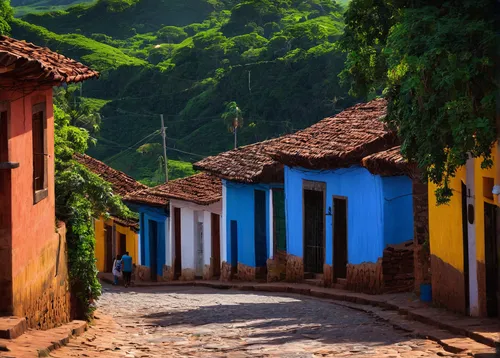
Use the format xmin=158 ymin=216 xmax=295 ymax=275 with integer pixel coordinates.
xmin=0 ymin=109 xmax=7 ymax=163
xmin=32 ymin=103 xmax=47 ymax=203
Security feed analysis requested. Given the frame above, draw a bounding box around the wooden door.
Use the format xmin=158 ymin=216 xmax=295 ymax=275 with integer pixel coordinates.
xmin=333 ymin=197 xmax=348 ymax=279
xmin=149 ymin=220 xmax=158 ymax=281
xmin=119 ymin=233 xmax=127 ymax=255
xmin=211 ymin=214 xmax=221 ymax=277
xmin=303 ymin=188 xmax=325 ymax=274
xmin=273 ymin=189 xmax=286 ymax=254
xmin=174 ymin=207 xmax=182 ymax=279
xmin=104 ymin=225 xmax=113 ymax=272
xmin=230 ymin=220 xmax=238 ymax=274
xmin=254 ymin=190 xmax=267 ymax=268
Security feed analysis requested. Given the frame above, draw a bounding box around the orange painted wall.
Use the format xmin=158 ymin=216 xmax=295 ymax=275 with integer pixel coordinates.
xmin=0 ymin=83 xmax=68 ymax=326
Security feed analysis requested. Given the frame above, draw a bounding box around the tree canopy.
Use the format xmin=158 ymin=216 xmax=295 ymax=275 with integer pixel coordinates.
xmin=340 ymin=0 xmax=496 ymax=204
xmin=0 ymin=0 xmax=13 ymax=35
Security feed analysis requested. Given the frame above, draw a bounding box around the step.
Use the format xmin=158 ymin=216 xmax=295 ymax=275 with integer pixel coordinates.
xmin=0 ymin=316 xmax=27 ymax=339
xmin=304 ymin=279 xmax=323 ymax=287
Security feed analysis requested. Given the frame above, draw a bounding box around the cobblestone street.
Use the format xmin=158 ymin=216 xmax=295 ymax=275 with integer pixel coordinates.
xmin=50 ymin=284 xmax=467 ymax=357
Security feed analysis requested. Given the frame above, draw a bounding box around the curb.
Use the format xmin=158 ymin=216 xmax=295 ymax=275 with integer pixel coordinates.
xmin=100 ymin=277 xmax=498 ymax=354
xmin=37 ymin=322 xmax=88 ymax=357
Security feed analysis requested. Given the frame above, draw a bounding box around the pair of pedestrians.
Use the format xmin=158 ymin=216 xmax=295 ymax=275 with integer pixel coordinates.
xmin=112 ymin=252 xmax=133 ymax=287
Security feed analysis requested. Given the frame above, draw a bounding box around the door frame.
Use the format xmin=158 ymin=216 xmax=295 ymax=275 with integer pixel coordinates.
xmin=332 ymin=195 xmax=348 ymax=281
xmin=302 ymin=180 xmax=326 ymax=275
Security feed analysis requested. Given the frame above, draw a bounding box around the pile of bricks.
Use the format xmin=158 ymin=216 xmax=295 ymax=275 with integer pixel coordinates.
xmin=382 ymin=240 xmax=415 ymax=293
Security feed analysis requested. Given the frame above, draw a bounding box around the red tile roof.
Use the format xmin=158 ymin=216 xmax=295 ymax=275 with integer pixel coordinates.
xmin=194 ymin=139 xmax=284 ymax=184
xmin=269 ymin=99 xmax=398 ymax=170
xmin=362 ymin=146 xmax=417 ymax=177
xmin=151 ymin=172 xmax=222 ymax=205
xmin=124 ymin=173 xmax=222 ymax=207
xmin=74 ymin=153 xmax=146 ymax=197
xmin=123 ymin=188 xmax=169 ymax=207
xmin=111 ymin=215 xmax=139 ymax=232
xmin=0 ymin=36 xmax=99 ymax=83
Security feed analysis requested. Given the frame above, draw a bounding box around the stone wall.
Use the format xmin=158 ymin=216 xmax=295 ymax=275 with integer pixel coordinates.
xmin=431 ymin=254 xmax=466 ymax=314
xmin=220 ymin=261 xmax=232 ymax=282
xmin=237 ymin=263 xmax=256 ymax=281
xmin=180 ymin=268 xmax=196 ymax=281
xmin=286 ymin=254 xmax=304 ymax=282
xmin=412 ymin=179 xmax=431 ymax=293
xmin=383 ymin=241 xmax=415 ymax=293
xmin=134 ymin=265 xmax=151 ymax=282
xmin=323 ymin=264 xmax=333 ymax=287
xmin=266 ymin=250 xmax=287 ymax=282
xmin=12 ymin=223 xmax=70 ymax=329
xmin=346 ymin=260 xmax=383 ymax=294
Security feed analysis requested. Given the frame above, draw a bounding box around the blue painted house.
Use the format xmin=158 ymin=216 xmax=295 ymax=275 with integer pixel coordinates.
xmin=124 ymin=189 xmax=170 ymax=282
xmin=270 ymin=99 xmax=415 ymax=292
xmin=195 ymin=140 xmax=287 ymax=282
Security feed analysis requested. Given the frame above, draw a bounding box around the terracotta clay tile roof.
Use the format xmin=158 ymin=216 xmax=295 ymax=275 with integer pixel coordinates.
xmin=193 ymin=138 xmax=284 ymax=184
xmin=123 ymin=173 xmax=221 ymax=207
xmin=362 ymin=146 xmax=417 ymax=177
xmin=268 ymin=98 xmax=398 ymax=170
xmin=0 ymin=36 xmax=99 ymax=83
xmin=74 ymin=153 xmax=146 ymax=197
xmin=111 ymin=215 xmax=139 ymax=232
xmin=150 ymin=172 xmax=222 ymax=206
xmin=123 ymin=188 xmax=169 ymax=207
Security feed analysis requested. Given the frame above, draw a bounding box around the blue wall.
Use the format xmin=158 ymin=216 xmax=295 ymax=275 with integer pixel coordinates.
xmin=284 ymin=166 xmax=413 ymax=265
xmin=138 ymin=205 xmax=168 ymax=276
xmin=224 ymin=180 xmax=283 ymax=268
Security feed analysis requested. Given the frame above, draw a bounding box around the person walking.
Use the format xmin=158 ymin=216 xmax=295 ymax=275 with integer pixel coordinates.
xmin=112 ymin=255 xmax=122 ymax=285
xmin=121 ymin=251 xmax=133 ymax=288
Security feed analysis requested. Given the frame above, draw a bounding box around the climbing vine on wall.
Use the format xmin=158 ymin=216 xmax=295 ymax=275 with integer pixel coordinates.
xmin=54 ymin=104 xmax=133 ymax=319
xmin=340 ymin=0 xmax=496 ymax=204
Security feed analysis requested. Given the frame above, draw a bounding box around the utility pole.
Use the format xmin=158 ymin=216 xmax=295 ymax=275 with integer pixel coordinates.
xmin=160 ymin=114 xmax=169 ymax=183
xmin=234 ymin=117 xmax=238 ymax=149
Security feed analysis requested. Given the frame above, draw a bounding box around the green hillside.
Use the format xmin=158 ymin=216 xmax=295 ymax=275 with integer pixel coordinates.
xmin=12 ymin=0 xmax=94 ymax=16
xmin=10 ymin=0 xmax=356 ymax=185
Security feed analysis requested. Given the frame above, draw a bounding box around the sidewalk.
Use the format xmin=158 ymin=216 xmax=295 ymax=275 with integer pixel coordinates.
xmin=99 ymin=272 xmax=500 ymax=351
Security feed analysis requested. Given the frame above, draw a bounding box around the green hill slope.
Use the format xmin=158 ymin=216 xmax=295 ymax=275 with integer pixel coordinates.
xmin=11 ymin=0 xmax=356 ymax=184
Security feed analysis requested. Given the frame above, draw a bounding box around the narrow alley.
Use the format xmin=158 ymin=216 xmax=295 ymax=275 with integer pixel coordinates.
xmin=48 ymin=284 xmax=465 ymax=357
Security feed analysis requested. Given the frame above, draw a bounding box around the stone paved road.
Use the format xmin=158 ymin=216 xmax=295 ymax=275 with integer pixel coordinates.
xmin=50 ymin=284 xmax=465 ymax=357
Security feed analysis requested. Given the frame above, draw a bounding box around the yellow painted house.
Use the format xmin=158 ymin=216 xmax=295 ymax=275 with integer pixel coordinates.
xmin=75 ymin=154 xmax=146 ymax=273
xmin=428 ymin=146 xmax=499 ymax=317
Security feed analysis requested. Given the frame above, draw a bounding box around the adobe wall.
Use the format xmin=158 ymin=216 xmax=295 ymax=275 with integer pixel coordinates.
xmin=412 ymin=179 xmax=430 ymax=293
xmin=431 ymin=254 xmax=466 ymax=314
xmin=12 ymin=223 xmax=70 ymax=329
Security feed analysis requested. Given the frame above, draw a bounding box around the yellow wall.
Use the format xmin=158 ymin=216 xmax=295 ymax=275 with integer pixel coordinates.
xmin=473 ymin=152 xmax=497 ymax=265
xmin=94 ymin=217 xmax=138 ymax=272
xmin=428 ymin=167 xmax=466 ymax=272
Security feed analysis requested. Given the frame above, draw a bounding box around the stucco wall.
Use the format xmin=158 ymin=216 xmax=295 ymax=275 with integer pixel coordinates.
xmin=284 ymin=166 xmax=414 ymax=266
xmin=224 ymin=181 xmax=278 ymax=268
xmin=139 ymin=206 xmax=168 ymax=277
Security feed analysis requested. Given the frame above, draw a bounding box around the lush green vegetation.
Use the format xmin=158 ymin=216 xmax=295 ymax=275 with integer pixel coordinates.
xmin=10 ymin=0 xmax=355 ymax=185
xmin=340 ymin=0 xmax=496 ymax=204
xmin=11 ymin=0 xmax=94 ymax=16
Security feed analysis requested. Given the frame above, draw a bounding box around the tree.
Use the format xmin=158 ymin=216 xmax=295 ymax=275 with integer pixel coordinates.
xmin=340 ymin=0 xmax=496 ymax=204
xmin=221 ymin=101 xmax=243 ymax=148
xmin=0 ymin=0 xmax=13 ymax=35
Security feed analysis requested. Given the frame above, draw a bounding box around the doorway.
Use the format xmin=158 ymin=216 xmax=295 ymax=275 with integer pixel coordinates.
xmin=174 ymin=208 xmax=182 ymax=279
xmin=461 ymin=182 xmax=470 ymax=314
xmin=211 ymin=214 xmax=221 ymax=277
xmin=254 ymin=190 xmax=267 ymax=269
xmin=230 ymin=220 xmax=238 ymax=275
xmin=333 ymin=197 xmax=348 ymax=279
xmin=484 ymin=202 xmax=500 ymax=317
xmin=303 ymin=182 xmax=326 ymax=275
xmin=104 ymin=224 xmax=113 ymax=272
xmin=196 ymin=222 xmax=204 ymax=277
xmin=273 ymin=189 xmax=287 ymax=254
xmin=149 ymin=220 xmax=158 ymax=281
xmin=119 ymin=233 xmax=127 ymax=255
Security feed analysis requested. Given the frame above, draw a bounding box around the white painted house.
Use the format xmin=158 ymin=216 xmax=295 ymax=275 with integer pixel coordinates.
xmin=157 ymin=173 xmax=223 ymax=280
